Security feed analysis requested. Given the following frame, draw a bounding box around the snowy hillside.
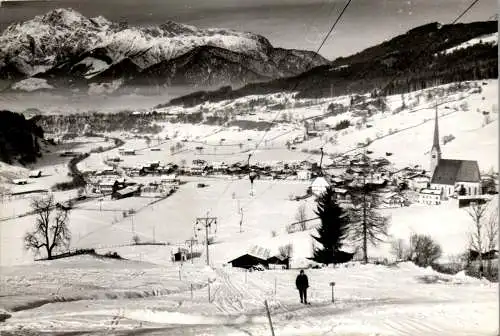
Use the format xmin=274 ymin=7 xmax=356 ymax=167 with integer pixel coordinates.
xmin=155 ymin=80 xmax=498 ymax=172
xmin=0 ymin=255 xmax=497 ymax=335
xmin=443 ymin=32 xmax=498 ymax=54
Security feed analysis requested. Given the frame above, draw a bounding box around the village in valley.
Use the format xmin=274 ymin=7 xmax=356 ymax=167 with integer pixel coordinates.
xmin=0 ymin=4 xmax=498 ymax=336
xmin=1 ymin=78 xmax=498 ymax=334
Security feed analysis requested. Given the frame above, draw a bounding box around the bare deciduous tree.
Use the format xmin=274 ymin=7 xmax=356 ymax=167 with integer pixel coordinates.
xmin=390 ymin=238 xmax=409 ymax=261
xmin=279 ymin=243 xmax=293 ymax=269
xmin=466 ymin=201 xmax=489 ymax=276
xmin=24 ymin=194 xmax=71 ymax=260
xmin=295 ymin=203 xmax=307 ymax=231
xmin=467 ymin=201 xmax=498 ymax=277
xmin=349 ymin=191 xmax=390 ymax=263
xmin=484 ymin=204 xmax=498 ymax=276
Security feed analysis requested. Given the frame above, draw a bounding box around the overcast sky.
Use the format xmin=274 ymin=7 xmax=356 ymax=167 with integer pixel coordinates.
xmin=0 ymin=0 xmax=496 ymax=59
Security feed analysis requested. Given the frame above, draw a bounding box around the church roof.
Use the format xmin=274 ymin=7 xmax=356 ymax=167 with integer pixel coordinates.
xmin=431 ymin=159 xmax=480 ymax=185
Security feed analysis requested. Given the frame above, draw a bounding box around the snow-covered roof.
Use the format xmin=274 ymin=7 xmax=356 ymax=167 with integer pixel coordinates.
xmin=247 ymin=245 xmax=271 ymax=260
xmin=311 ymin=177 xmax=330 ymax=188
xmin=420 ymin=188 xmax=442 ymax=195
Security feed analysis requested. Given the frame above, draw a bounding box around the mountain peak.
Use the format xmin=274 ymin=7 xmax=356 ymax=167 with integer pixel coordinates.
xmin=0 ymin=8 xmax=329 ymax=90
xmin=37 ymin=8 xmax=89 ymax=27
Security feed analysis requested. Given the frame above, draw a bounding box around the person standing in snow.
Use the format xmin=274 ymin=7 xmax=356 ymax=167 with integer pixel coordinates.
xmin=295 ymin=270 xmax=309 ymax=304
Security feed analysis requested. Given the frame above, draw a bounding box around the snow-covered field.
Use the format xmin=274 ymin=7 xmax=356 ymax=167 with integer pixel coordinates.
xmin=0 ymin=256 xmax=497 ymax=335
xmin=0 ymin=80 xmax=498 ymax=335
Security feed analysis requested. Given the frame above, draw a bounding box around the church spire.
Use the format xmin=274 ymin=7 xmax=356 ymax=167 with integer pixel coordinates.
xmin=432 ymin=103 xmax=440 ymax=152
xmin=430 ymin=102 xmax=441 ymax=175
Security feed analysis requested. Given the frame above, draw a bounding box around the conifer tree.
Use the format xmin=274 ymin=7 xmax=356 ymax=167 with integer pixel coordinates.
xmin=309 ymin=187 xmax=351 ymax=265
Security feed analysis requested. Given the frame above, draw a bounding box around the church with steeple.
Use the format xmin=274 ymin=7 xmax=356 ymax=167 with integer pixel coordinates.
xmin=428 ymin=105 xmax=481 ymax=199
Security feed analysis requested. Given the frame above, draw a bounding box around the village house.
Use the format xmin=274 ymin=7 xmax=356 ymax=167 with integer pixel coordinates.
xmin=296 ymin=170 xmax=312 ymax=180
xmin=119 ymin=148 xmax=136 ymax=155
xmin=112 ymin=185 xmax=141 ymax=200
xmin=12 ymin=178 xmax=28 ymax=185
xmin=333 ymin=187 xmax=350 ymax=202
xmin=160 ymin=174 xmax=180 ymax=188
xmin=171 ymin=248 xmax=189 ymax=262
xmin=382 ymin=192 xmax=409 ymax=207
xmin=28 ymin=170 xmax=42 ymax=178
xmin=98 ymin=178 xmax=126 ymax=194
xmin=407 ymin=174 xmax=431 ymax=191
xmin=419 ymin=188 xmax=442 ymax=205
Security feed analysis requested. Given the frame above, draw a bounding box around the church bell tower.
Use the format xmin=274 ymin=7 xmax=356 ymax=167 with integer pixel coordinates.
xmin=430 ymin=103 xmax=441 ymax=176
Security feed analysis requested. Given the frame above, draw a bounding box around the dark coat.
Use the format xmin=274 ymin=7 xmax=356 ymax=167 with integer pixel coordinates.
xmin=296 ymin=273 xmax=309 ymax=289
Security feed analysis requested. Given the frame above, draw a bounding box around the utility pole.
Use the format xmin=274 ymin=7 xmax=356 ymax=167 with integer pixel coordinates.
xmin=319 ymin=147 xmax=324 ymax=174
xmin=361 ymin=148 xmax=370 ymax=264
xmin=239 ymin=207 xmax=244 ymax=233
xmin=185 ymin=238 xmax=197 ymax=264
xmin=131 ymin=215 xmax=135 ymax=235
xmin=196 ymin=215 xmax=217 ymax=266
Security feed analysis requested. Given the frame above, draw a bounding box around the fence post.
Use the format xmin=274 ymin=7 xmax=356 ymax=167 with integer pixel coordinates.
xmin=190 ymin=283 xmax=193 ymax=299
xmin=330 ymin=282 xmax=336 ymax=303
xmin=264 ymin=300 xmax=276 ymax=336
xmin=274 ymin=277 xmax=277 ymax=296
xmin=207 ymin=277 xmax=211 ymax=303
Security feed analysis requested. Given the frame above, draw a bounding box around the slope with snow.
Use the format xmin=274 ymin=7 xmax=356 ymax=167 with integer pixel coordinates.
xmin=0 ymin=256 xmax=497 ymax=335
xmin=443 ymin=32 xmax=498 ymax=54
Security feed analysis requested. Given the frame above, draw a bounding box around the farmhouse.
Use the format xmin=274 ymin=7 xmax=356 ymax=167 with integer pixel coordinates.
xmin=171 ymin=248 xmax=189 ymax=262
xmin=112 ymin=185 xmax=141 ymax=200
xmin=28 ymin=170 xmax=42 ymax=178
xmin=12 ymin=179 xmax=28 ymax=185
xmin=161 ymin=174 xmax=180 ymax=187
xmin=429 ymin=107 xmax=481 ymax=199
xmin=267 ymin=255 xmax=289 ymax=269
xmin=297 ymin=170 xmax=312 ymax=180
xmin=119 ymin=148 xmax=136 ymax=155
xmin=228 ymin=245 xmax=271 ymax=269
xmin=98 ymin=178 xmax=125 ymax=194
xmin=382 ymin=192 xmax=408 ymax=207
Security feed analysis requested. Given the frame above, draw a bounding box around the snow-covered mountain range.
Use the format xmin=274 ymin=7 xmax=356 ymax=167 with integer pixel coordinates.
xmin=0 ymin=8 xmax=328 ymax=92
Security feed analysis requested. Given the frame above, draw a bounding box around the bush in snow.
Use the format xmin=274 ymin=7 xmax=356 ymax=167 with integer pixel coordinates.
xmin=334 ymin=119 xmax=350 ymax=131
xmin=409 ymin=234 xmax=442 ymax=267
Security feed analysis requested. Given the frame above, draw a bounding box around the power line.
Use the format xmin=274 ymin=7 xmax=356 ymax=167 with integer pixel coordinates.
xmin=250 ymin=0 xmax=354 ymax=160
xmin=452 ymin=0 xmax=481 ymax=24
xmin=209 ymin=0 xmax=354 ymax=205
xmin=353 ymin=0 xmax=483 ymax=96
